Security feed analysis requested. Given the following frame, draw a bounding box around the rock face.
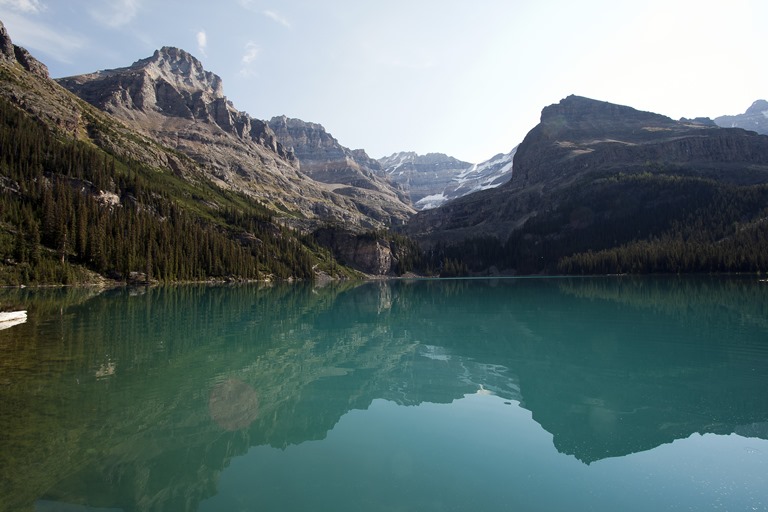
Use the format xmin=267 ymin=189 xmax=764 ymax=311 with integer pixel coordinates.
xmin=715 ymin=99 xmax=768 ymax=135
xmin=0 ymin=20 xmax=14 ymax=61
xmin=58 ymin=47 xmax=287 ymax=155
xmin=57 ymin=47 xmax=408 ymax=230
xmin=313 ymin=228 xmax=394 ymax=275
xmin=407 ymin=95 xmax=768 ymax=244
xmin=379 ymin=150 xmax=516 ymax=210
xmin=267 ymin=116 xmax=414 ymax=226
xmin=0 ymin=20 xmax=48 ymax=78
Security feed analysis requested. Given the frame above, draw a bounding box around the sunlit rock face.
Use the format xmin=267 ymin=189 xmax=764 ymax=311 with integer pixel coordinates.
xmin=56 ymin=48 xmax=412 ymax=229
xmin=267 ymin=116 xmax=415 ymax=227
xmin=57 ymin=47 xmax=289 ymax=157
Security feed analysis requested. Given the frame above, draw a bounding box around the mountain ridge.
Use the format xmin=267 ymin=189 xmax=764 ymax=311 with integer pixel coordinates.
xmin=0 ymin=20 xmax=422 ymax=283
xmin=405 ymin=95 xmax=768 ymax=274
xmin=57 ymin=45 xmax=413 ymax=229
xmin=715 ymin=99 xmax=768 ymax=135
xmin=378 ymin=148 xmax=515 ymax=210
xmin=266 ymin=115 xmax=413 ymax=226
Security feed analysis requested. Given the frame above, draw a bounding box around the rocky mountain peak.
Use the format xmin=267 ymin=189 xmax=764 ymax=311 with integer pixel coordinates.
xmin=745 ymin=99 xmax=768 ymax=116
xmin=714 ymin=99 xmax=768 ymax=136
xmin=57 ymin=46 xmax=230 ymax=121
xmin=134 ymin=46 xmax=224 ymax=98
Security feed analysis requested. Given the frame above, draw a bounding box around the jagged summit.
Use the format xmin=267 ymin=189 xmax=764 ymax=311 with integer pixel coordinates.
xmin=130 ymin=46 xmax=224 ymax=98
xmin=62 ymin=46 xmax=222 ymax=97
xmin=57 ymin=47 xmax=229 ymax=123
xmin=266 ymin=116 xmax=414 ymax=224
xmin=57 ymin=46 xmax=413 ymax=228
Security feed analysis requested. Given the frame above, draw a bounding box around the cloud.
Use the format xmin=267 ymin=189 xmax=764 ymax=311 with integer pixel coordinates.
xmin=237 ymin=0 xmax=258 ymax=11
xmin=0 ymin=12 xmax=85 ymax=63
xmin=263 ymin=9 xmax=291 ymax=28
xmin=237 ymin=2 xmax=291 ymax=28
xmin=239 ymin=41 xmax=260 ymax=76
xmin=196 ymin=30 xmax=207 ymax=56
xmin=89 ymin=0 xmax=141 ymax=28
xmin=0 ymin=0 xmax=45 ymax=13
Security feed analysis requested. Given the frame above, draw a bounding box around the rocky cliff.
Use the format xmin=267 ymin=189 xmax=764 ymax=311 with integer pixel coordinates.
xmin=57 ymin=47 xmax=407 ymax=230
xmin=379 ymin=150 xmax=515 ymax=210
xmin=267 ymin=116 xmax=414 ymax=226
xmin=0 ymin=20 xmax=48 ymax=78
xmin=378 ymin=152 xmax=472 ymax=207
xmin=715 ymin=99 xmax=768 ymax=135
xmin=406 ymin=95 xmax=768 ymax=259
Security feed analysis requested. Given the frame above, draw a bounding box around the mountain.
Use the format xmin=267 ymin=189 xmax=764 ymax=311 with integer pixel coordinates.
xmin=378 ymin=149 xmax=515 ymax=210
xmin=0 ymin=20 xmax=422 ymax=284
xmin=266 ymin=116 xmax=414 ymax=226
xmin=378 ymin=152 xmax=471 ymax=208
xmin=57 ymin=47 xmax=412 ymax=230
xmin=406 ymin=95 xmax=768 ymax=274
xmin=714 ymin=99 xmax=768 ymax=135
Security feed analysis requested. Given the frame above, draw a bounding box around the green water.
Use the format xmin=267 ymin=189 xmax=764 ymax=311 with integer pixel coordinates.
xmin=1 ymin=277 xmax=767 ymax=512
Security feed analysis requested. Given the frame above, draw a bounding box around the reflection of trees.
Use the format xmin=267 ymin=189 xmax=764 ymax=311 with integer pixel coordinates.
xmin=0 ymin=282 xmax=480 ymax=511
xmin=1 ymin=277 xmax=767 ymax=510
xmin=557 ymin=275 xmax=768 ymax=331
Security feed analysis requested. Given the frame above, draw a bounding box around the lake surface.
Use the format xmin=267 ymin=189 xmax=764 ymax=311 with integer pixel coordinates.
xmin=1 ymin=277 xmax=767 ymax=512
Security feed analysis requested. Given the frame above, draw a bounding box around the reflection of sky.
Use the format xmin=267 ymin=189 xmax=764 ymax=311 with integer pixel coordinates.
xmin=201 ymin=394 xmax=768 ymax=512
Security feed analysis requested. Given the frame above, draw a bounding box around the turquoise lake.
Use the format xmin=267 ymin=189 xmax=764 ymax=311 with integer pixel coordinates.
xmin=1 ymin=277 xmax=767 ymax=511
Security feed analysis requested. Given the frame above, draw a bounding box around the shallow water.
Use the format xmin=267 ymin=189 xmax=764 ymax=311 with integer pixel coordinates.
xmin=1 ymin=277 xmax=767 ymax=511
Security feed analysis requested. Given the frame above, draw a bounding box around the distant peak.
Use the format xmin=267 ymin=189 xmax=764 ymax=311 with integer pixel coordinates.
xmin=746 ymin=99 xmax=768 ymax=115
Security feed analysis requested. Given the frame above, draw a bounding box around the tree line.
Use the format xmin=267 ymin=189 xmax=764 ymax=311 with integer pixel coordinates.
xmin=427 ymin=172 xmax=768 ymax=275
xmin=0 ymin=96 xmax=324 ymax=285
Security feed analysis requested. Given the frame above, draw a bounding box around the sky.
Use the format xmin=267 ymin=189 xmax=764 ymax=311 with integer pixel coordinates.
xmin=0 ymin=0 xmax=766 ymax=164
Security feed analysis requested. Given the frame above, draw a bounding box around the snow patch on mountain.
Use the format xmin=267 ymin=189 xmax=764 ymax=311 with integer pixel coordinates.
xmin=380 ymin=147 xmax=517 ymax=210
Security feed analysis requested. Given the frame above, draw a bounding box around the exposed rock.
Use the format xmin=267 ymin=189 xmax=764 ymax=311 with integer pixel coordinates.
xmin=0 ymin=20 xmax=14 ymax=61
xmin=379 ymin=152 xmax=471 ymax=206
xmin=268 ymin=116 xmax=414 ymax=226
xmin=12 ymin=45 xmax=48 ymax=78
xmin=407 ymin=95 xmax=768 ymax=245
xmin=379 ymin=149 xmax=516 ymax=210
xmin=57 ymin=47 xmax=285 ymax=155
xmin=0 ymin=20 xmax=48 ymax=78
xmin=313 ymin=227 xmax=396 ymax=275
xmin=57 ymin=47 xmax=409 ymax=230
xmin=715 ymin=99 xmax=768 ymax=135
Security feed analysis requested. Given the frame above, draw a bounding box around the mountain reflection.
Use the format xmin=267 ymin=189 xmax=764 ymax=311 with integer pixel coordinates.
xmin=1 ymin=277 xmax=767 ymax=511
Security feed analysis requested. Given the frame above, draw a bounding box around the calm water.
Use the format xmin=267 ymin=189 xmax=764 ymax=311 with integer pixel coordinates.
xmin=1 ymin=277 xmax=767 ymax=512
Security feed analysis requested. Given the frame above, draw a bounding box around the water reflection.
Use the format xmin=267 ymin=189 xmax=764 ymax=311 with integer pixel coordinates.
xmin=0 ymin=277 xmax=766 ymax=511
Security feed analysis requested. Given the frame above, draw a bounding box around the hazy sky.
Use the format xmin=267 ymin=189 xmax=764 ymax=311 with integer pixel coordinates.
xmin=0 ymin=0 xmax=766 ymax=163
